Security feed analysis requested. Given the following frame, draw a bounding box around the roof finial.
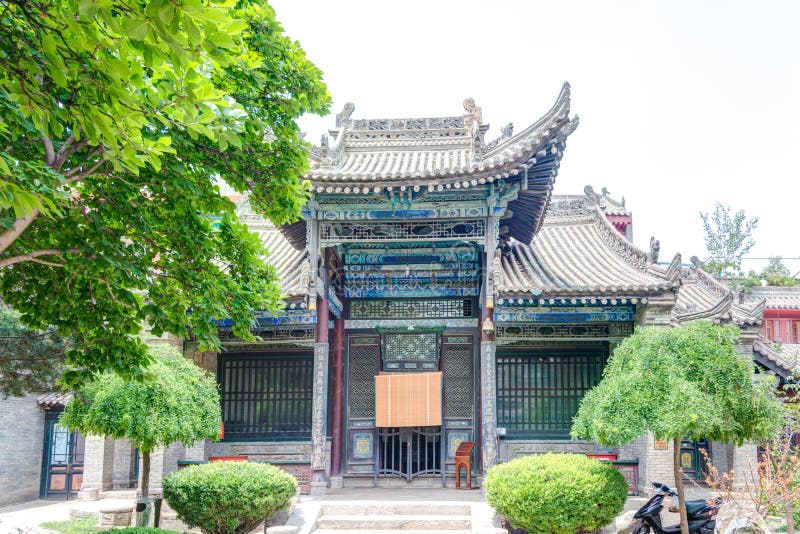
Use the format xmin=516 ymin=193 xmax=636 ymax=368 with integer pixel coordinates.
xmin=462 ymin=97 xmax=483 ymax=132
xmin=647 ymin=236 xmax=660 ymax=264
xmin=335 ymin=102 xmax=355 ymax=127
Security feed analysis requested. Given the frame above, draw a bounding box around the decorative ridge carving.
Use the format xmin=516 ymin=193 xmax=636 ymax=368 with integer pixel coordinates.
xmin=590 ymin=205 xmax=651 ymax=272
xmin=544 ymin=195 xmax=596 ymax=220
xmin=349 ymin=116 xmax=466 ymax=131
xmin=693 ymin=266 xmax=730 ymax=300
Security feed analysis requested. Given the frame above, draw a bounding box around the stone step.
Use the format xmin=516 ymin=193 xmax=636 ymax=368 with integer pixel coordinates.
xmin=100 ymin=489 xmax=138 ymax=499
xmin=320 ymin=503 xmax=471 ymax=516
xmin=315 ymin=514 xmax=471 ymax=530
xmin=342 ymin=478 xmax=482 ymax=489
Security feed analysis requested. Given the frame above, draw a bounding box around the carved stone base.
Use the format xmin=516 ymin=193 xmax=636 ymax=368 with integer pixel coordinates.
xmin=309 ymin=480 xmax=328 ymax=496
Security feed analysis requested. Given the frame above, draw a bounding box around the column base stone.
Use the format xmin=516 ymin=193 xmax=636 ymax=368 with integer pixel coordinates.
xmin=78 ymin=487 xmax=100 ymax=501
xmin=328 ymin=476 xmax=344 ymax=489
xmin=309 ymin=481 xmax=327 ymax=496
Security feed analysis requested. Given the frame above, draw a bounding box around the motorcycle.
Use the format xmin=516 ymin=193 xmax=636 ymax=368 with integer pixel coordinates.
xmin=631 ymin=482 xmax=719 ymax=534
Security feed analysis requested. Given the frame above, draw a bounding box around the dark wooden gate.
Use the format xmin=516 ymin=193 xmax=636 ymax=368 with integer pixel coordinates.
xmin=344 ymin=331 xmax=476 ymax=480
xmin=375 ymin=426 xmax=443 ymax=481
xmin=40 ymin=411 xmax=84 ymax=499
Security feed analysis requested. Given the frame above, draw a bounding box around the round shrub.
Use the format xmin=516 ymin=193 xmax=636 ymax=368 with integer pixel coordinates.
xmin=162 ymin=461 xmax=297 ymax=534
xmin=485 ymin=453 xmax=628 ymax=534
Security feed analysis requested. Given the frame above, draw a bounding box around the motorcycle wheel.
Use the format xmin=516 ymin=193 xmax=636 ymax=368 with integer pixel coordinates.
xmin=632 ymin=520 xmax=651 ymax=534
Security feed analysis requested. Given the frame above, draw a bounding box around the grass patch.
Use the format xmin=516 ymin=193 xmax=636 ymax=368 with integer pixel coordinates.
xmin=39 ymin=517 xmax=178 ymax=534
xmin=40 ymin=517 xmax=97 ymax=534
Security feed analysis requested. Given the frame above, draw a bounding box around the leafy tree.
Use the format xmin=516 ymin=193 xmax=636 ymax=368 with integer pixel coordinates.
xmin=572 ymin=321 xmax=784 ymax=534
xmin=700 ymin=202 xmax=759 ymax=281
xmin=761 ymin=257 xmax=798 ymax=287
xmin=0 ymin=1 xmax=329 ymax=387
xmin=0 ymin=303 xmax=67 ymax=397
xmin=61 ymin=346 xmax=221 ymax=497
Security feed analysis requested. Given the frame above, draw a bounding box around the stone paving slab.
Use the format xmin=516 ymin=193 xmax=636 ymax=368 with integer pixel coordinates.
xmin=0 ymin=498 xmax=133 ymax=534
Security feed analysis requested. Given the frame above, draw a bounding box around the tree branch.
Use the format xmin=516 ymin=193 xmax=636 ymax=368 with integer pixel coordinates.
xmin=53 ymin=134 xmax=90 ymax=171
xmin=64 ymin=158 xmax=109 ymax=184
xmin=0 ymin=248 xmax=83 ymax=269
xmin=0 ymin=211 xmax=39 ymax=254
xmin=43 ymin=136 xmax=56 ymax=166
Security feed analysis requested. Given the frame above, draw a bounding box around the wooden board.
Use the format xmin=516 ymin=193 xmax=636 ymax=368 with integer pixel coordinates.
xmin=375 ymin=372 xmax=442 ymax=427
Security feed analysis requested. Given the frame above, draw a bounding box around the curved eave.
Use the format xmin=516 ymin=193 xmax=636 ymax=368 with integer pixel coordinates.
xmin=753 ymin=336 xmax=799 ymax=377
xmin=671 ymin=266 xmax=765 ymax=326
xmin=732 ymin=298 xmax=765 ymax=326
xmin=37 ymin=392 xmax=73 ymax=408
xmin=497 ymin=206 xmax=674 ymax=296
xmin=279 ymin=219 xmax=307 ymax=250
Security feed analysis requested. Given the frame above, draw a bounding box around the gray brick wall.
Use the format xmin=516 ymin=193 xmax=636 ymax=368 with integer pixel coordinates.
xmin=81 ymin=436 xmax=115 ymax=494
xmin=0 ymin=394 xmax=45 ymax=505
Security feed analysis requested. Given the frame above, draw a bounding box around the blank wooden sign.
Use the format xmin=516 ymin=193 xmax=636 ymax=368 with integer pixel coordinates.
xmin=375 ymin=372 xmax=442 ymax=428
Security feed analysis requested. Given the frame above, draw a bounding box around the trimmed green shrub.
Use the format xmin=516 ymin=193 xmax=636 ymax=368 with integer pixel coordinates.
xmin=486 ymin=453 xmax=628 ymax=534
xmin=162 ymin=461 xmax=297 ymax=534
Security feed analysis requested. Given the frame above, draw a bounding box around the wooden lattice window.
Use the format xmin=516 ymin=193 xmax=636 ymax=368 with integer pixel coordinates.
xmin=496 ymin=349 xmax=607 ymax=437
xmin=764 ymin=321 xmax=775 ymax=342
xmin=793 ymin=321 xmax=800 ymax=344
xmin=219 ymin=354 xmax=313 ymax=439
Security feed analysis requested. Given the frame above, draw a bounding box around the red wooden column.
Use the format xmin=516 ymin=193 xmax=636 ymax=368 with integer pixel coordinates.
xmin=330 ymin=314 xmax=345 ymax=476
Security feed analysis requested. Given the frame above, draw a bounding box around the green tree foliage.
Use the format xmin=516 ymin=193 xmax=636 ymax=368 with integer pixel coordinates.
xmin=485 ymin=453 xmax=627 ymax=534
xmin=761 ymin=257 xmax=798 ymax=287
xmin=572 ymin=321 xmax=783 ymax=534
xmin=61 ymin=346 xmax=221 ymax=496
xmin=163 ymin=461 xmax=297 ymax=534
xmin=0 ymin=303 xmax=67 ymax=397
xmin=0 ymin=0 xmax=330 ymax=387
xmin=700 ymin=202 xmax=759 ymax=281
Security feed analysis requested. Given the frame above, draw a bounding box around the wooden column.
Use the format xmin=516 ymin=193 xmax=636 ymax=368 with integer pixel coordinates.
xmin=330 ymin=314 xmax=345 ymax=476
xmin=480 ymin=215 xmax=498 ymax=471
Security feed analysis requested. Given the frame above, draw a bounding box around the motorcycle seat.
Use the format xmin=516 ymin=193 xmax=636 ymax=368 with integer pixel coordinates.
xmin=685 ymin=500 xmax=709 ymax=515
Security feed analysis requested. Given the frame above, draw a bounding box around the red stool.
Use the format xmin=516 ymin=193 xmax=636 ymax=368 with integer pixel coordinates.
xmin=454 ymin=441 xmax=475 ymax=489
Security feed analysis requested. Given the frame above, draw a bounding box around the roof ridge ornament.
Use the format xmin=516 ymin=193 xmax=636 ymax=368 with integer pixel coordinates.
xmin=336 ymin=102 xmax=355 ymax=127
xmin=463 ymin=97 xmax=487 ymax=160
xmin=647 ymin=236 xmax=660 ymax=264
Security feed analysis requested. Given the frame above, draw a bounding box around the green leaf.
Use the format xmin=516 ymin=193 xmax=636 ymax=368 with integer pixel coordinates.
xmin=124 ymin=18 xmax=149 ymax=41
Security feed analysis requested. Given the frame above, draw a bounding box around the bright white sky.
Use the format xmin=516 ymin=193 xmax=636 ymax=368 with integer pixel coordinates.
xmin=270 ymin=0 xmax=800 ymax=275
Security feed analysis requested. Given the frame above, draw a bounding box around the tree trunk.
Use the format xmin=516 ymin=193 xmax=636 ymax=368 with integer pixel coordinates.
xmin=673 ymin=437 xmax=690 ymax=534
xmin=141 ymin=450 xmax=150 ymax=498
xmin=786 ymin=494 xmax=795 ymax=534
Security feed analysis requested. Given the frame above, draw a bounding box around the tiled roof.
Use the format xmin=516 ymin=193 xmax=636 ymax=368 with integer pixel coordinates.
xmin=37 ymin=391 xmax=72 ymax=408
xmin=307 ymin=83 xmax=577 ymax=190
xmin=753 ymin=336 xmax=799 ymax=377
xmin=745 ymin=286 xmax=800 ymax=310
xmin=495 ymin=202 xmax=677 ymax=296
xmin=235 ymin=197 xmax=308 ymax=298
xmin=672 ymin=263 xmax=764 ymax=326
